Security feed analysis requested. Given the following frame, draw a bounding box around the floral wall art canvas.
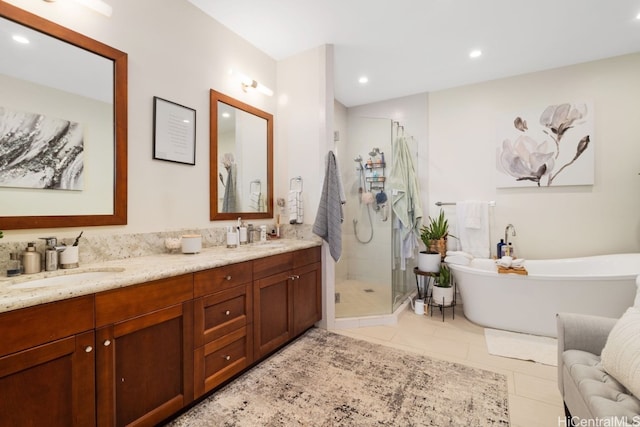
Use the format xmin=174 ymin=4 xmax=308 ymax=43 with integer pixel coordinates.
xmin=496 ymin=102 xmax=594 ymax=188
xmin=0 ymin=106 xmax=84 ymax=191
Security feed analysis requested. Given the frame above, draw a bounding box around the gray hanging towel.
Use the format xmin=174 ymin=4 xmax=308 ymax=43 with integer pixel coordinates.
xmin=222 ymin=163 xmax=237 ymax=212
xmin=313 ymin=151 xmax=345 ymax=262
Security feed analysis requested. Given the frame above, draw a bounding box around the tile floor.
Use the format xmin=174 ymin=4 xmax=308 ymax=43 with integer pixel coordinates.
xmin=335 ymin=279 xmax=392 ymax=318
xmin=335 ymin=304 xmax=566 ymax=427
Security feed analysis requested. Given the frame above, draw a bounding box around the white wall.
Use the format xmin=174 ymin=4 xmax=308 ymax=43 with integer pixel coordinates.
xmin=429 ymin=53 xmax=640 ymax=259
xmin=276 ymin=44 xmax=334 ymax=328
xmin=2 ymin=0 xmax=277 ymax=241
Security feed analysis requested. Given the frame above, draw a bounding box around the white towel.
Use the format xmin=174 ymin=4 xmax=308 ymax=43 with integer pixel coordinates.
xmin=249 ymin=191 xmax=264 ymax=212
xmin=462 ymin=200 xmax=483 ymax=229
xmin=289 ymin=190 xmax=303 ymax=224
xmin=456 ymin=201 xmax=490 ymax=258
xmin=444 ymin=255 xmax=471 ymax=266
xmin=446 ymin=250 xmax=474 ymax=260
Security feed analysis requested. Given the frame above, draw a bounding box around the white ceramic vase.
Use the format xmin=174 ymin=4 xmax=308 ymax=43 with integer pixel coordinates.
xmin=432 ymin=285 xmax=454 ymax=306
xmin=418 ymin=251 xmax=441 ymax=273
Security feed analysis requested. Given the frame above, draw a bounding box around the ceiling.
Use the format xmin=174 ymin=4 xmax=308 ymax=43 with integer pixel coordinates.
xmin=188 ymin=0 xmax=640 ymax=107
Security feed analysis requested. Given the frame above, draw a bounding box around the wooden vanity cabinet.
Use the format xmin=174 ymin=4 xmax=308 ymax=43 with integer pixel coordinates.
xmin=95 ymin=274 xmax=194 ymax=427
xmin=193 ymin=261 xmax=253 ymax=398
xmin=292 ymin=247 xmax=322 ymax=336
xmin=0 ymin=296 xmax=95 ymax=426
xmin=253 ymin=247 xmax=322 ymax=360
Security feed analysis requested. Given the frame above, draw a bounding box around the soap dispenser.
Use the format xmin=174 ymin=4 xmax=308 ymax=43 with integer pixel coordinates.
xmin=21 ymin=242 xmax=41 ymax=274
xmin=497 ymin=239 xmax=505 ymax=259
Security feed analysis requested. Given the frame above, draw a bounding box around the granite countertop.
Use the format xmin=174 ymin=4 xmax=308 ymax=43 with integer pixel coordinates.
xmin=0 ymin=239 xmax=321 ymax=314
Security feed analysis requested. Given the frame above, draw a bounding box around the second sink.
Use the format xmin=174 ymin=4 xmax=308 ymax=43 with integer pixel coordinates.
xmin=7 ymin=269 xmax=125 ymax=289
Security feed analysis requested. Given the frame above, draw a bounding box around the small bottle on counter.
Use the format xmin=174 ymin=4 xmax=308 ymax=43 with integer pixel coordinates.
xmin=260 ymin=225 xmax=267 ymax=242
xmin=7 ymin=252 xmax=22 ymax=277
xmin=507 ymin=242 xmax=515 ymax=258
xmin=21 ymin=242 xmax=41 ymax=274
xmin=247 ymin=224 xmax=254 ymax=243
xmin=226 ymin=226 xmax=238 ymax=248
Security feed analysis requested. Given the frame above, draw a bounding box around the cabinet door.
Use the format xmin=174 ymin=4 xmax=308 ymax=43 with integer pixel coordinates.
xmin=0 ymin=331 xmax=96 ymax=426
xmin=253 ymin=270 xmax=293 ymax=359
xmin=96 ymin=301 xmax=194 ymax=427
xmin=293 ymin=261 xmax=322 ymax=336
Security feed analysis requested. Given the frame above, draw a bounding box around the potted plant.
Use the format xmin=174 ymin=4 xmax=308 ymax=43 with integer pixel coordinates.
xmin=418 ymin=209 xmax=453 ymax=271
xmin=432 ymin=264 xmax=454 ymax=306
xmin=418 ymin=221 xmax=441 ymax=273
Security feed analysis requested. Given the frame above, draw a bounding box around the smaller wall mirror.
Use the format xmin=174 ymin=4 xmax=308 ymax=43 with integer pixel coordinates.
xmin=210 ymin=90 xmax=273 ymax=220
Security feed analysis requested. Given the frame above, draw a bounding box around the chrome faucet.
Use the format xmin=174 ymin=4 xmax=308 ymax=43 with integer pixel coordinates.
xmin=504 ymin=224 xmax=516 ymax=246
xmin=40 ymin=237 xmax=67 ymax=271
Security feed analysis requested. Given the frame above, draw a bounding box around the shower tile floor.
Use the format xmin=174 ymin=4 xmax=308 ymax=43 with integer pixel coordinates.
xmin=335 ymin=279 xmax=394 ymax=318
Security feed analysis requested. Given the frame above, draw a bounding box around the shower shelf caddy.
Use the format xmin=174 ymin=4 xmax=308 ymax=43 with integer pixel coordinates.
xmin=364 ymin=161 xmax=385 ymax=192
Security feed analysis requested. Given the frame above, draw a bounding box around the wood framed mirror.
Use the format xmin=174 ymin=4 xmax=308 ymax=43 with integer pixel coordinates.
xmin=0 ymin=3 xmax=127 ymax=229
xmin=210 ymin=89 xmax=273 ymax=220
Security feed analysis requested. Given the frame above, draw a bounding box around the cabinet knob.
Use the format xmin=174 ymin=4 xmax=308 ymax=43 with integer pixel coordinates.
xmin=225 ymin=310 xmax=230 ymax=316
xmin=85 ymin=346 xmax=93 ymax=353
xmin=225 ymin=275 xmax=232 ymax=281
xmin=223 ymin=355 xmax=231 ymax=361
xmin=290 ymin=275 xmax=300 ymax=280
xmin=103 ymin=339 xmax=111 ymax=347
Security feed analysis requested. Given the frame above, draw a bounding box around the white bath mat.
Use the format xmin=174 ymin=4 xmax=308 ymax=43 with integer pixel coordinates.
xmin=484 ymin=328 xmax=558 ymax=366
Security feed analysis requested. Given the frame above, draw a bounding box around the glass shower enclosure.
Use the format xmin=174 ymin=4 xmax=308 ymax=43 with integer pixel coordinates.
xmin=335 ymin=117 xmax=417 ymax=318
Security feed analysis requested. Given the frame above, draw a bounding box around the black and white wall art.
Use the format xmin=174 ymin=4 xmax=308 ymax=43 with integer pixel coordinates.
xmin=0 ymin=106 xmax=84 ymax=191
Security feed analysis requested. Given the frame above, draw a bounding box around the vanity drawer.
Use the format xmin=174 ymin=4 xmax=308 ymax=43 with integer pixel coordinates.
xmin=194 ymin=261 xmax=252 ymax=297
xmin=194 ymin=283 xmax=252 ymax=347
xmin=0 ymin=295 xmax=94 ymax=357
xmin=253 ymin=252 xmax=293 ymax=280
xmin=293 ymin=246 xmax=321 ymax=268
xmin=194 ymin=327 xmax=251 ymax=397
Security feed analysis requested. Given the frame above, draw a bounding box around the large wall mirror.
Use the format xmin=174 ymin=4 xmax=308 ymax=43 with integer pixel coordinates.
xmin=210 ymin=90 xmax=273 ymax=220
xmin=0 ymin=3 xmax=127 ymax=229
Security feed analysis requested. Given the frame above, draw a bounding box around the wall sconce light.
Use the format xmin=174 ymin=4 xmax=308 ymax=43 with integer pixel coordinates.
xmin=230 ymin=69 xmax=273 ymax=97
xmin=43 ymin=0 xmax=113 ymax=17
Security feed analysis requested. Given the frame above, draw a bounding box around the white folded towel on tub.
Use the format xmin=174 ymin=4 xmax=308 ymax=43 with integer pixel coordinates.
xmin=446 ymin=250 xmax=474 ymax=260
xmin=444 ymin=255 xmax=472 ymax=266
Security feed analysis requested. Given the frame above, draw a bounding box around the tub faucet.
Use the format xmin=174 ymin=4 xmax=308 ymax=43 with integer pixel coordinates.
xmin=504 ymin=224 xmax=516 ymax=246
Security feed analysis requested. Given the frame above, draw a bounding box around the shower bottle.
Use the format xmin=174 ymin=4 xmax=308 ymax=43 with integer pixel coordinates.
xmin=497 ymin=239 xmax=505 ymax=259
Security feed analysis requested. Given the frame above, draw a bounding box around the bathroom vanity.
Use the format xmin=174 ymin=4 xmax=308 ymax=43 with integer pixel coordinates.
xmin=0 ymin=241 xmax=321 ymax=426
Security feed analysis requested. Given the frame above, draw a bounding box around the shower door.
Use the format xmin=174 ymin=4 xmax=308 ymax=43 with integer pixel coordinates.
xmin=335 ymin=117 xmax=393 ymax=318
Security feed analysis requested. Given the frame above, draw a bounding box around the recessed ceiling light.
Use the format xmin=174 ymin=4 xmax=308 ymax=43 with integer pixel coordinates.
xmin=469 ymin=49 xmax=482 ymax=59
xmin=12 ymin=35 xmax=29 ymax=44
xmin=636 ymin=12 xmax=640 ymax=20
xmin=358 ymin=76 xmax=369 ymax=84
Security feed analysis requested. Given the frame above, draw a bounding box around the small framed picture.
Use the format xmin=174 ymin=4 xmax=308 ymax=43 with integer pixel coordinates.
xmin=153 ymin=96 xmax=196 ymax=165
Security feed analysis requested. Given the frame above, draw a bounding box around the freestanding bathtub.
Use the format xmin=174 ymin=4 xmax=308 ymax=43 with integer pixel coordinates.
xmin=448 ymin=254 xmax=640 ymax=337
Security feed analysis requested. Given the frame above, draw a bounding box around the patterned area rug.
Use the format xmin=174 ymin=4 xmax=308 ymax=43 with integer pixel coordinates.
xmin=168 ymin=328 xmax=509 ymax=426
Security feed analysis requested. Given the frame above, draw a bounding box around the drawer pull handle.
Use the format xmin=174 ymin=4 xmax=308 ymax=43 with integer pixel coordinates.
xmin=223 ymin=355 xmax=231 ymax=361
xmin=103 ymin=340 xmax=111 ymax=347
xmin=290 ymin=275 xmax=300 ymax=280
xmin=225 ymin=310 xmax=230 ymax=316
xmin=85 ymin=346 xmax=93 ymax=353
xmin=225 ymin=275 xmax=232 ymax=281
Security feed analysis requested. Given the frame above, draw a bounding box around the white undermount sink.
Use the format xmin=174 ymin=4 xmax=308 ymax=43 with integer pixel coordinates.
xmin=7 ymin=268 xmax=125 ymax=289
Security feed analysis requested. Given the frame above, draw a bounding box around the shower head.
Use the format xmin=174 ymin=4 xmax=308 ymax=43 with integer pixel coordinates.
xmin=369 ymin=148 xmax=381 ymax=157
